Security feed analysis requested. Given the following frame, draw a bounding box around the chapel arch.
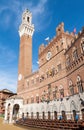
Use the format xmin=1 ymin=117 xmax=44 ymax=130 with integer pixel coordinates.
xmin=13 ymin=104 xmax=19 ymax=120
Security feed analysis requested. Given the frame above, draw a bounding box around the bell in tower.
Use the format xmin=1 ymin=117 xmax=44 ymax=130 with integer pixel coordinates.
xmin=17 ymin=9 xmax=34 ymax=93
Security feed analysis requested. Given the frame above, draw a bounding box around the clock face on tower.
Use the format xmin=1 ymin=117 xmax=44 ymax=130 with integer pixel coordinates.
xmin=18 ymin=74 xmax=22 ymax=81
xmin=46 ymin=51 xmax=52 ymax=61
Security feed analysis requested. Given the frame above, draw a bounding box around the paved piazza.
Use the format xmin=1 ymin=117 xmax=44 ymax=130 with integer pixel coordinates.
xmin=0 ymin=118 xmax=42 ymax=130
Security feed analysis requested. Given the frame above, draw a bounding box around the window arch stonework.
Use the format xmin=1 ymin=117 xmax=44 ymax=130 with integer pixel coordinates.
xmin=66 ymin=54 xmax=71 ymax=67
xmin=69 ymin=80 xmax=74 ymax=95
xmin=31 ymin=96 xmax=34 ymax=103
xmin=59 ymin=85 xmax=64 ymax=98
xmin=77 ymin=75 xmax=83 ymax=93
xmin=72 ymin=47 xmax=78 ymax=60
xmin=47 ymin=84 xmax=51 ymax=100
xmin=36 ymin=95 xmax=39 ymax=103
xmin=53 ymin=86 xmax=58 ymax=100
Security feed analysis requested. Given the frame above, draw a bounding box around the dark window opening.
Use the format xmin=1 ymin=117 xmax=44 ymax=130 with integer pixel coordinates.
xmin=48 ymin=111 xmax=51 ymax=120
xmin=26 ymin=112 xmax=29 ymax=118
xmin=31 ymin=112 xmax=33 ymax=119
xmin=73 ymin=49 xmax=78 ymax=60
xmin=73 ymin=110 xmax=76 ymax=121
xmin=77 ymin=81 xmax=83 ymax=93
xmin=62 ymin=111 xmax=67 ymax=120
xmin=60 ymin=89 xmax=64 ymax=98
xmin=43 ymin=112 xmax=45 ymax=119
xmin=27 ymin=17 xmax=30 ymax=22
xmin=37 ymin=112 xmax=39 ymax=119
xmin=54 ymin=111 xmax=57 ymax=120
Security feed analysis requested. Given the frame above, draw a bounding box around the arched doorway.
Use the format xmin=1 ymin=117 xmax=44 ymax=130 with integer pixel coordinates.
xmin=48 ymin=111 xmax=51 ymax=120
xmin=54 ymin=111 xmax=57 ymax=120
xmin=31 ymin=112 xmax=33 ymax=119
xmin=70 ymin=101 xmax=77 ymax=120
xmin=13 ymin=104 xmax=19 ymax=120
xmin=73 ymin=110 xmax=76 ymax=121
xmin=42 ymin=112 xmax=45 ymax=119
xmin=36 ymin=112 xmax=39 ymax=119
xmin=26 ymin=112 xmax=29 ymax=118
xmin=62 ymin=111 xmax=66 ymax=120
xmin=52 ymin=104 xmax=57 ymax=120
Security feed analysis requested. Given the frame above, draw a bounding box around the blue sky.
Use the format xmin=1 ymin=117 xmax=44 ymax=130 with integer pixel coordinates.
xmin=0 ymin=0 xmax=84 ymax=92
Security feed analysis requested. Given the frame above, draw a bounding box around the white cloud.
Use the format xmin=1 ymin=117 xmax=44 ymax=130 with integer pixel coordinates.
xmin=12 ymin=0 xmax=49 ymax=30
xmin=0 ymin=70 xmax=17 ymax=92
xmin=32 ymin=0 xmax=47 ymax=14
xmin=0 ymin=0 xmax=50 ymax=31
xmin=0 ymin=44 xmax=17 ymax=93
xmin=0 ymin=0 xmax=51 ymax=93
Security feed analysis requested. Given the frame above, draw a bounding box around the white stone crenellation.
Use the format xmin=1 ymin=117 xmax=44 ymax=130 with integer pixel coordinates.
xmin=19 ymin=9 xmax=34 ymax=37
xmin=19 ymin=24 xmax=34 ymax=37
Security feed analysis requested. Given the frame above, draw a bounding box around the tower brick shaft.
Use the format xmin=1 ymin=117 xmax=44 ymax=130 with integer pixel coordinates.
xmin=17 ymin=9 xmax=34 ymax=93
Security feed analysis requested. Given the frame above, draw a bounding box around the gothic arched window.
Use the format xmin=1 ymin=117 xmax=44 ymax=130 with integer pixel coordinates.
xmin=69 ymin=80 xmax=74 ymax=95
xmin=66 ymin=55 xmax=70 ymax=67
xmin=53 ymin=86 xmax=58 ymax=100
xmin=77 ymin=75 xmax=83 ymax=93
xmin=26 ymin=98 xmax=28 ymax=104
xmin=72 ymin=47 xmax=78 ymax=60
xmin=48 ymin=84 xmax=51 ymax=100
xmin=36 ymin=95 xmax=39 ymax=103
xmin=31 ymin=96 xmax=34 ymax=103
xmin=59 ymin=85 xmax=64 ymax=98
xmin=60 ymin=89 xmax=64 ymax=97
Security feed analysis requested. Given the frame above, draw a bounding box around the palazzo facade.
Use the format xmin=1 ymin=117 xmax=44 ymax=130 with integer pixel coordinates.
xmin=4 ymin=9 xmax=84 ymax=123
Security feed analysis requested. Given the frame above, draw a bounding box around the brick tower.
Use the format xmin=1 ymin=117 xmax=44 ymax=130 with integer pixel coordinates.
xmin=17 ymin=9 xmax=34 ymax=93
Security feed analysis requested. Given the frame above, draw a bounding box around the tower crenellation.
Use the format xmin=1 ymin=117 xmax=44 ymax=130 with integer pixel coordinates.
xmin=56 ymin=22 xmax=64 ymax=36
xmin=39 ymin=44 xmax=45 ymax=54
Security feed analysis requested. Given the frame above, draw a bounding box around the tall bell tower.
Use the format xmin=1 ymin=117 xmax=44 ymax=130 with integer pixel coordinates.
xmin=17 ymin=9 xmax=34 ymax=93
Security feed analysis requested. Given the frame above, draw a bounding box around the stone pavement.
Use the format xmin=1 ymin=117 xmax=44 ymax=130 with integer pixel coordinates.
xmin=0 ymin=118 xmax=42 ymax=130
